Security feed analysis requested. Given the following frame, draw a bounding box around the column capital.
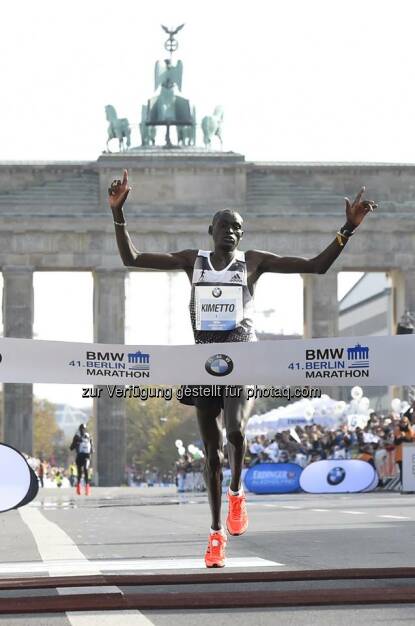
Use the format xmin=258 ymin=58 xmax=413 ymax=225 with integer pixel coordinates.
xmin=93 ymin=267 xmax=127 ymax=275
xmin=2 ymin=265 xmax=35 ymax=274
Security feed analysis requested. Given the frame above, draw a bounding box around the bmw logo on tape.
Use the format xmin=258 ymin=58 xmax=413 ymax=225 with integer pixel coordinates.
xmin=205 ymin=354 xmax=234 ymax=377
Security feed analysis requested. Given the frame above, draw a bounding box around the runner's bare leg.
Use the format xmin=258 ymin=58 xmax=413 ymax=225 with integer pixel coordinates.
xmin=196 ymin=406 xmax=223 ymax=530
xmin=224 ymin=389 xmax=254 ymax=492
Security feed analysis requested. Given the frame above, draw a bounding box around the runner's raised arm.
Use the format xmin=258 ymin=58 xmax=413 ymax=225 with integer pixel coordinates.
xmin=108 ymin=169 xmax=196 ymax=271
xmin=247 ymin=186 xmax=377 ymax=276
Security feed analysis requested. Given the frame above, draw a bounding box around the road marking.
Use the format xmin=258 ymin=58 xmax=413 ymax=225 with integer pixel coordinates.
xmin=378 ymin=515 xmax=410 ymax=520
xmin=281 ymin=505 xmax=302 ymax=509
xmin=340 ymin=510 xmax=366 ymax=515
xmin=62 ymin=613 xmax=153 ymax=625
xmin=310 ymin=509 xmax=329 ymax=512
xmin=18 ymin=507 xmax=154 ymax=625
xmin=19 ymin=507 xmax=94 ymax=565
xmin=0 ymin=556 xmax=283 ymax=575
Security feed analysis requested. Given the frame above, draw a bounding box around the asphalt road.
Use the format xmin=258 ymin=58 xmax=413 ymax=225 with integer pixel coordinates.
xmin=0 ymin=486 xmax=415 ymax=625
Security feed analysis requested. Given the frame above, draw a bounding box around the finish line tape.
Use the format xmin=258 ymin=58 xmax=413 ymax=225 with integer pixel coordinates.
xmin=0 ymin=335 xmax=414 ymax=386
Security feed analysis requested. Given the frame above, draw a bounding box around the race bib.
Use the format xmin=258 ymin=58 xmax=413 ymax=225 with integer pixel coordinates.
xmin=195 ymin=286 xmax=243 ymax=331
xmin=79 ymin=438 xmax=91 ymax=454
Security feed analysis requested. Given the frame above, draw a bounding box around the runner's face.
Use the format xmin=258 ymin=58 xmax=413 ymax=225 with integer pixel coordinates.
xmin=211 ymin=212 xmax=243 ymax=251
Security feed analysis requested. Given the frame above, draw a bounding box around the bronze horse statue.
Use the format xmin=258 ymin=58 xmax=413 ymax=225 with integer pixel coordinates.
xmin=105 ymin=105 xmax=131 ymax=152
xmin=201 ymin=106 xmax=224 ymax=148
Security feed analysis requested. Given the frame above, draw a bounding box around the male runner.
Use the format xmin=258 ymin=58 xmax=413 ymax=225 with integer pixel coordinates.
xmin=69 ymin=423 xmax=94 ymax=496
xmin=109 ymin=170 xmax=376 ymax=567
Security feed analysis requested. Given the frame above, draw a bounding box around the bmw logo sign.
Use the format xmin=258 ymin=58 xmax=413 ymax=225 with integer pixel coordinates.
xmin=327 ymin=466 xmax=346 ymax=486
xmin=212 ymin=287 xmax=222 ymax=298
xmin=205 ymin=354 xmax=234 ymax=377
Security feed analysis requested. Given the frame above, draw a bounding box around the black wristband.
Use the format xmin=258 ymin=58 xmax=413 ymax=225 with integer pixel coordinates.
xmin=339 ymin=221 xmax=356 ymax=237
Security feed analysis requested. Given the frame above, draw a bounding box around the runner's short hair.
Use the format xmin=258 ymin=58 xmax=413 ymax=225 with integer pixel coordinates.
xmin=211 ymin=209 xmax=243 ymax=226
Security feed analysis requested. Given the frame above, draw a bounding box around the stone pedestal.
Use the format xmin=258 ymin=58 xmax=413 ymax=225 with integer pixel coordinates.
xmin=93 ymin=270 xmax=126 ymax=486
xmin=2 ymin=268 xmax=33 ymax=453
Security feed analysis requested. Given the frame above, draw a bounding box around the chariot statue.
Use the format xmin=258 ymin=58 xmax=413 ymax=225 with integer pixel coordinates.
xmin=143 ymin=24 xmax=195 ymax=148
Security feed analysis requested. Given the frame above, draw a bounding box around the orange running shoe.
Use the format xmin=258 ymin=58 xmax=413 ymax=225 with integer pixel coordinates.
xmin=204 ymin=531 xmax=227 ymax=568
xmin=226 ymin=489 xmax=248 ymax=536
xmin=76 ymin=483 xmax=81 ymax=496
xmin=85 ymin=484 xmax=91 ymax=496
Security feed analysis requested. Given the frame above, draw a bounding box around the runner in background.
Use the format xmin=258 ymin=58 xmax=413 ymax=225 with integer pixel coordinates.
xmin=70 ymin=424 xmax=94 ymax=496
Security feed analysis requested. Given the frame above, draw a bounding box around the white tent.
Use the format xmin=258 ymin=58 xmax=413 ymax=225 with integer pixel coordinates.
xmin=245 ymin=389 xmax=372 ymax=440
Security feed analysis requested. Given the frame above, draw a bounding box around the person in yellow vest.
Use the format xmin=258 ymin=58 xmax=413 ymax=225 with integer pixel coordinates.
xmin=393 ymin=415 xmax=415 ymax=483
xmin=68 ymin=463 xmax=77 ymax=487
xmin=55 ymin=470 xmax=63 ymax=488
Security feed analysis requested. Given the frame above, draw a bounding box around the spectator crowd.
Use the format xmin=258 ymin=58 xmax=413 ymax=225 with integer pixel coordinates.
xmin=245 ymin=405 xmax=415 ymax=484
xmin=20 ymin=403 xmax=415 ymax=491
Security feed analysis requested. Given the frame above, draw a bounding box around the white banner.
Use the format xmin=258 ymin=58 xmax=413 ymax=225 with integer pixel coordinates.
xmin=0 ymin=334 xmax=414 ymax=385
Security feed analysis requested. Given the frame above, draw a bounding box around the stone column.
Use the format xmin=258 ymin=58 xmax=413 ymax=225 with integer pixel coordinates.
xmin=93 ymin=270 xmax=126 ymax=486
xmin=390 ymin=269 xmax=415 ymax=402
xmin=2 ymin=268 xmax=34 ymax=453
xmin=390 ymin=269 xmax=415 ymax=329
xmin=302 ymin=272 xmax=339 ymax=397
xmin=303 ymin=273 xmax=338 ymax=338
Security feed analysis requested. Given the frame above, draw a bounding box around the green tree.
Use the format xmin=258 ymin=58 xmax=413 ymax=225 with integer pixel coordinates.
xmin=33 ymin=398 xmax=61 ymax=460
xmin=126 ymin=387 xmax=195 ymax=471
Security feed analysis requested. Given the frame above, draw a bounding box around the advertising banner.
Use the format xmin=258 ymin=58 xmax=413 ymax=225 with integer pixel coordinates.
xmin=402 ymin=444 xmax=415 ymax=492
xmin=300 ymin=459 xmax=377 ymax=493
xmin=0 ymin=334 xmax=415 ymax=385
xmin=0 ymin=444 xmax=38 ymax=512
xmin=244 ymin=463 xmax=302 ymax=494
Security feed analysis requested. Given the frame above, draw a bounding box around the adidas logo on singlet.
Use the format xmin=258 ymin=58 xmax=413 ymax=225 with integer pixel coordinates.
xmin=230 ymin=273 xmax=242 ymax=283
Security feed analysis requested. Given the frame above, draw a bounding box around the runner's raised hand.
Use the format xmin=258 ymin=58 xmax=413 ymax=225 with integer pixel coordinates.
xmin=345 ymin=186 xmax=377 ymax=228
xmin=108 ymin=169 xmax=131 ymax=213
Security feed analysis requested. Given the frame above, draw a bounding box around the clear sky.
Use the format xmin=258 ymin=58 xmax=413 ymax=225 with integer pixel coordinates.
xmin=0 ymin=0 xmax=405 ymax=406
xmin=0 ymin=0 xmax=414 ymax=162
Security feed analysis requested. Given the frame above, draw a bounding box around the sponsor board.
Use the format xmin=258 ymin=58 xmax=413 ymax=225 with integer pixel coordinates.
xmin=402 ymin=444 xmax=415 ymax=492
xmin=300 ymin=459 xmax=377 ymax=493
xmin=244 ymin=463 xmax=302 ymax=494
xmin=0 ymin=444 xmax=36 ymax=512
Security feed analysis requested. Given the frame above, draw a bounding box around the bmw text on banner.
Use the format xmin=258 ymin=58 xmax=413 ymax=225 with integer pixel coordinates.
xmin=0 ymin=334 xmax=414 ymax=385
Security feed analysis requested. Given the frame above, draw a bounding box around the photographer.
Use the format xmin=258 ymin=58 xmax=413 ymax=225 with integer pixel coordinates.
xmin=393 ymin=415 xmax=415 ymax=483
